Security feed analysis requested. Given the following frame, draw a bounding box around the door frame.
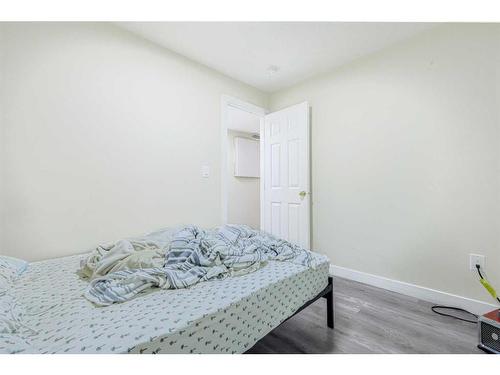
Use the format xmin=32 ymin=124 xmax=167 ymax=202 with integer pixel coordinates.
xmin=220 ymin=95 xmax=268 ymax=227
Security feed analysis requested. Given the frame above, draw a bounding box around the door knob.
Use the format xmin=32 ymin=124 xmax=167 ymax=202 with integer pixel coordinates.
xmin=299 ymin=191 xmax=307 ymax=199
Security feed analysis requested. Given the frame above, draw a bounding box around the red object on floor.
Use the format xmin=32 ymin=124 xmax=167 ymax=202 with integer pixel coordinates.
xmin=478 ymin=309 xmax=500 ymax=354
xmin=483 ymin=309 xmax=500 ymax=322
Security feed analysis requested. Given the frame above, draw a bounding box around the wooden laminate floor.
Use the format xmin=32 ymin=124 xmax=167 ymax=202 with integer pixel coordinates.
xmin=247 ymin=276 xmax=481 ymax=354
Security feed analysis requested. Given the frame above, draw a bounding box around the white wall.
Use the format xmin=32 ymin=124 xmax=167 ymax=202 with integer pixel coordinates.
xmin=0 ymin=27 xmax=4 ymax=252
xmin=2 ymin=22 xmax=499 ymax=307
xmin=227 ymin=130 xmax=260 ymax=228
xmin=270 ymin=24 xmax=500 ymax=305
xmin=0 ymin=22 xmax=268 ymax=261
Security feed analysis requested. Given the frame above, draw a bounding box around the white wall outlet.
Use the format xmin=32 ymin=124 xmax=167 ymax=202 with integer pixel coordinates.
xmin=201 ymin=165 xmax=210 ymax=178
xmin=469 ymin=253 xmax=485 ymax=271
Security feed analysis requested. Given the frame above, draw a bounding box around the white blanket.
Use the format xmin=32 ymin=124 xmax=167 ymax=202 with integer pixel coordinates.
xmin=80 ymin=228 xmax=175 ymax=279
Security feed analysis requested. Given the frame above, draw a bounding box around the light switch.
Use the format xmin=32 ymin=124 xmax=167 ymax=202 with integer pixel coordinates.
xmin=201 ymin=165 xmax=210 ymax=178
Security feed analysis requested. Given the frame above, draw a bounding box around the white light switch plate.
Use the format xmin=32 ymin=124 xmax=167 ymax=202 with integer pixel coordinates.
xmin=201 ymin=165 xmax=210 ymax=178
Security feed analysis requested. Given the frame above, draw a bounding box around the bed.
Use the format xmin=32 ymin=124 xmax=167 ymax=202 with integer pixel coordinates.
xmin=1 ymin=230 xmax=333 ymax=354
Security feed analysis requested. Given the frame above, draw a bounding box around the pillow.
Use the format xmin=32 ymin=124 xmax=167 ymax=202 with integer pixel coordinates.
xmin=0 ymin=256 xmax=28 ymax=283
xmin=0 ymin=256 xmax=28 ymax=294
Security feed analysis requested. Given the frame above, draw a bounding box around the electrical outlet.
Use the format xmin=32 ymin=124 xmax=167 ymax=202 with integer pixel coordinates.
xmin=470 ymin=253 xmax=485 ymax=271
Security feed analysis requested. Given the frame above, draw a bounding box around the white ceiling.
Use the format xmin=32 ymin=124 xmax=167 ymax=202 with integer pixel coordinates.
xmin=117 ymin=22 xmax=436 ymax=93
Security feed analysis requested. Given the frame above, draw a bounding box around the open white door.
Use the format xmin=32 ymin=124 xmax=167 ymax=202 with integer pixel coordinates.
xmin=262 ymin=102 xmax=310 ymax=249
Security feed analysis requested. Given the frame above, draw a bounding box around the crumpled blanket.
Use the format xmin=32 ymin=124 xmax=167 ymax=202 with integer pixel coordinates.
xmin=83 ymin=225 xmax=313 ymax=306
xmin=79 ymin=228 xmax=175 ymax=280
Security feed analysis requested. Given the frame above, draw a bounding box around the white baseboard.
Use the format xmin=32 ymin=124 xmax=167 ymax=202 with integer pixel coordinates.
xmin=330 ymin=264 xmax=497 ymax=315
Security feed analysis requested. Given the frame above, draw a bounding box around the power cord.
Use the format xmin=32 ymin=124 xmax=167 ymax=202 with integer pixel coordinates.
xmin=475 ymin=264 xmax=500 ymax=305
xmin=431 ymin=305 xmax=477 ymax=324
xmin=430 ymin=264 xmax=499 ymax=324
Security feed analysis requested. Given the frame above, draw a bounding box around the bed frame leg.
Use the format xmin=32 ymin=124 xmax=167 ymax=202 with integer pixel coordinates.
xmin=326 ymin=276 xmax=334 ymax=329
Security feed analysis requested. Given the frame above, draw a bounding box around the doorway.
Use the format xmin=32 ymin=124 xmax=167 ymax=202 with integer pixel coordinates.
xmin=221 ymin=96 xmax=266 ymax=229
xmin=221 ymin=96 xmax=311 ymax=249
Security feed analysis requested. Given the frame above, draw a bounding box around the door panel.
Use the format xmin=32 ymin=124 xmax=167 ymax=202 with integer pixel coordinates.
xmin=262 ymin=102 xmax=310 ymax=249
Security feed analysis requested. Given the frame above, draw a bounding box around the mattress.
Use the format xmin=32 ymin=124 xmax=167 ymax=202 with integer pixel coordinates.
xmin=4 ymin=253 xmax=329 ymax=354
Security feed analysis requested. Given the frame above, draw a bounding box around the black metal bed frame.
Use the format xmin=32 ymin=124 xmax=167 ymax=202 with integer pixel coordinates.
xmin=282 ymin=276 xmax=334 ymax=329
xmin=247 ymin=276 xmax=334 ymax=353
xmin=244 ymin=276 xmax=334 ymax=353
xmin=245 ymin=276 xmax=334 ymax=352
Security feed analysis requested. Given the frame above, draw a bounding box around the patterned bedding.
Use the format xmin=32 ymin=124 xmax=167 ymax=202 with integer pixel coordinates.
xmin=3 ymin=252 xmax=329 ymax=354
xmin=84 ymin=225 xmax=317 ymax=306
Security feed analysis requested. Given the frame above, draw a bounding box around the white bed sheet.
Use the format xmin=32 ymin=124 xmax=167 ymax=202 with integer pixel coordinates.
xmin=3 ymin=253 xmax=329 ymax=354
